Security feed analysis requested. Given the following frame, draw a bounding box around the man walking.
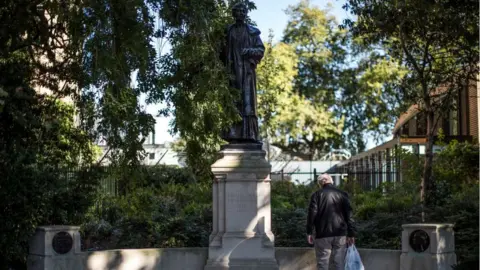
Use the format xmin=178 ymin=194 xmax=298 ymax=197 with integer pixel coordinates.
xmin=306 ymin=173 xmax=356 ymax=270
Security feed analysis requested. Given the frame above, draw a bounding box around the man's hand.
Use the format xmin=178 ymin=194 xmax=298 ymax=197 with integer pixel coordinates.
xmin=347 ymin=237 xmax=355 ymax=246
xmin=307 ymin=235 xmax=314 ymax=245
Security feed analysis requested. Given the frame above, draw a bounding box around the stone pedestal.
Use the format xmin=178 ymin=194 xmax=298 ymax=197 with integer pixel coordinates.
xmin=28 ymin=225 xmax=84 ymax=270
xmin=205 ymin=143 xmax=279 ymax=270
xmin=400 ymin=224 xmax=457 ymax=270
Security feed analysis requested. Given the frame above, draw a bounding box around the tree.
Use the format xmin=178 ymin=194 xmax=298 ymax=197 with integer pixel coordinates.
xmin=257 ymin=0 xmax=407 ymax=157
xmin=155 ymin=0 xmax=408 ymax=165
xmin=281 ymin=1 xmax=347 ymax=155
xmin=343 ymin=0 xmax=479 ymax=206
xmin=257 ymin=35 xmax=343 ymax=160
xmin=0 ymin=87 xmax=99 ymax=268
xmin=78 ymin=0 xmax=161 ymax=165
xmin=1 ymin=0 xmax=163 ymax=162
xmin=0 ymin=0 xmax=165 ymax=267
xmin=339 ymin=52 xmax=408 ymax=153
xmin=155 ymin=0 xmax=258 ymax=173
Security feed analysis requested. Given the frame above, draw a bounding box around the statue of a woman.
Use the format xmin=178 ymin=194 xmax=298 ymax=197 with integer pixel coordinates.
xmin=220 ymin=3 xmax=265 ymax=144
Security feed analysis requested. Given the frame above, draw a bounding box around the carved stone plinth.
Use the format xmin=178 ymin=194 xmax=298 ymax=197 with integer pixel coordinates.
xmin=27 ymin=226 xmax=84 ymax=270
xmin=400 ymin=224 xmax=457 ymax=270
xmin=205 ymin=143 xmax=278 ymax=270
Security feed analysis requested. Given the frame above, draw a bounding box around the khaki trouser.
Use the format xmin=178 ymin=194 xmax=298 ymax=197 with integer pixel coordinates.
xmin=314 ymin=236 xmax=347 ymax=270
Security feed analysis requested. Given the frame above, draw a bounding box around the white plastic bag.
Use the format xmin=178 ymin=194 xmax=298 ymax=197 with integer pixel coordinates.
xmin=344 ymin=245 xmax=365 ymax=270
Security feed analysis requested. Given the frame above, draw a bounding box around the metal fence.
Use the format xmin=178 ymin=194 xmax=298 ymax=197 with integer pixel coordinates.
xmin=60 ymin=166 xmax=119 ymax=196
xmin=341 ymin=171 xmax=399 ymax=191
xmin=270 ymin=169 xmax=346 ymax=187
xmin=271 ymin=168 xmax=399 ymax=192
xmin=60 ymin=165 xmax=396 ymax=196
xmin=270 ymin=169 xmax=323 ymax=185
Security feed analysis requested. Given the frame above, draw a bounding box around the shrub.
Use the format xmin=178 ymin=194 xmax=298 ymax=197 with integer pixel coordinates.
xmin=81 ymin=182 xmax=212 ymax=250
xmin=352 ymin=141 xmax=479 ymax=268
xmin=271 ymin=181 xmax=316 ymax=247
xmin=0 ymin=91 xmax=98 ymax=269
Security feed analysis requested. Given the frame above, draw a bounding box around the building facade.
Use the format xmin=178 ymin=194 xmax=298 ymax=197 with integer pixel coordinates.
xmin=331 ymin=81 xmax=479 ymax=189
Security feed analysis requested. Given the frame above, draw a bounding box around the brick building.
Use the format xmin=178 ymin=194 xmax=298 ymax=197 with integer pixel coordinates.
xmin=330 ymin=81 xmax=479 ymax=189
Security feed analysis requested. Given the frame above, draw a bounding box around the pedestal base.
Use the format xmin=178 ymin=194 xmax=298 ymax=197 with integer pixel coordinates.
xmin=27 ymin=226 xmax=83 ymax=270
xmin=205 ymin=143 xmax=278 ymax=270
xmin=400 ymin=224 xmax=457 ymax=270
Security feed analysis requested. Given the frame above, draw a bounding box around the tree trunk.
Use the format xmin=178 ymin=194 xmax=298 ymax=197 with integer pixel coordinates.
xmin=421 ymin=109 xmax=435 ymax=219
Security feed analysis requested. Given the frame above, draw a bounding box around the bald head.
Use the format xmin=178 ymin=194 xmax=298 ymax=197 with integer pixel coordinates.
xmin=317 ymin=173 xmax=333 ymax=186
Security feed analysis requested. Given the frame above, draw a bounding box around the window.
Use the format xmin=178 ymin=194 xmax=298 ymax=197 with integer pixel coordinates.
xmin=402 ymin=123 xmax=410 ymax=136
xmin=402 ymin=145 xmax=414 ymax=153
xmin=419 ymin=145 xmax=425 ymax=155
xmin=149 ymin=153 xmax=155 ymax=160
xmin=415 ymin=113 xmax=426 ymax=136
xmin=449 ymin=101 xmax=458 ymax=136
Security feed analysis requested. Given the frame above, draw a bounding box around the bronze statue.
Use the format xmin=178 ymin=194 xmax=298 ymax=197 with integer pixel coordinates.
xmin=220 ymin=2 xmax=265 ymax=144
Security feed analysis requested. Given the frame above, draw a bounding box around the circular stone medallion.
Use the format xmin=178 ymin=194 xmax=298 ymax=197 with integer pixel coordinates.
xmin=409 ymin=229 xmax=430 ymax=253
xmin=52 ymin=231 xmax=73 ymax=254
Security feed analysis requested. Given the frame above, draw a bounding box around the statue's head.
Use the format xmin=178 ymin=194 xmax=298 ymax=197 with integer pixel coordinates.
xmin=232 ymin=3 xmax=247 ymax=23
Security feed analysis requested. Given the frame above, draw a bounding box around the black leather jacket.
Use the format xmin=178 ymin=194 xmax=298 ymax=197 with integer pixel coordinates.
xmin=306 ymin=184 xmax=356 ymax=238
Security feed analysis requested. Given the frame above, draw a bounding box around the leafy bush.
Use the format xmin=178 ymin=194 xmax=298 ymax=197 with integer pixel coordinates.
xmin=270 ymin=141 xmax=478 ymax=269
xmin=272 ymin=207 xmax=309 ymax=247
xmin=0 ymin=89 xmax=99 ymax=269
xmin=6 ymin=140 xmax=472 ymax=270
xmin=271 ymin=181 xmax=315 ymax=247
xmin=351 ymin=141 xmax=479 ymax=268
xmin=141 ymin=165 xmax=197 ymax=186
xmin=81 ymin=182 xmax=212 ymax=250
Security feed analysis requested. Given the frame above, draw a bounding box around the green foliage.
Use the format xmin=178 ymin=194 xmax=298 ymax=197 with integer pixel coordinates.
xmin=351 ymin=181 xmax=478 ymax=268
xmin=352 ymin=142 xmax=479 ymax=268
xmin=434 ymin=141 xmax=479 ymax=183
xmin=340 ymin=56 xmax=408 ymax=152
xmin=140 ymin=165 xmax=197 ymax=186
xmin=256 ymin=1 xmax=408 ymax=156
xmin=76 ymin=0 xmax=161 ymax=165
xmin=283 ymin=0 xmax=347 ymax=102
xmin=257 ymin=33 xmax=298 ymax=140
xmin=82 ymin=182 xmax=212 ymax=250
xmin=271 ymin=181 xmax=316 ymax=247
xmin=119 ymin=164 xmax=198 ymax=194
xmin=78 ymin=165 xmax=210 ymax=250
xmin=170 ymin=138 xmax=217 ymax=182
xmin=0 ymin=89 xmax=98 ymax=268
xmin=48 ymin=168 xmax=102 ymax=226
xmin=0 ymin=1 xmax=165 ymax=266
xmin=78 ymin=142 xmax=477 ymax=269
xmin=278 ymin=1 xmax=348 ymax=155
xmin=270 ymin=141 xmax=478 ymax=268
xmin=343 ymin=0 xmax=479 ymax=202
xmin=155 ymin=0 xmax=259 ymax=178
xmin=257 ymin=35 xmax=343 ymax=159
xmin=1 ymin=0 xmax=161 ymax=166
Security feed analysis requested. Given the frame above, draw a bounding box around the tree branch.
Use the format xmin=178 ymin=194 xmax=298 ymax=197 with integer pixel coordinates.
xmin=421 ymin=37 xmax=432 ymax=76
xmin=399 ymin=23 xmax=423 ymax=77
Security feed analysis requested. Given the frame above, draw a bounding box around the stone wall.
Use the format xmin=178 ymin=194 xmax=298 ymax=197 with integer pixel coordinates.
xmin=34 ymin=247 xmax=400 ymax=270
xmin=84 ymin=248 xmax=207 ymax=270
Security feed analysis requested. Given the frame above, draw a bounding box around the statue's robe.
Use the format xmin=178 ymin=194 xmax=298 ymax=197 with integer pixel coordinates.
xmin=221 ymin=23 xmax=265 ymax=143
